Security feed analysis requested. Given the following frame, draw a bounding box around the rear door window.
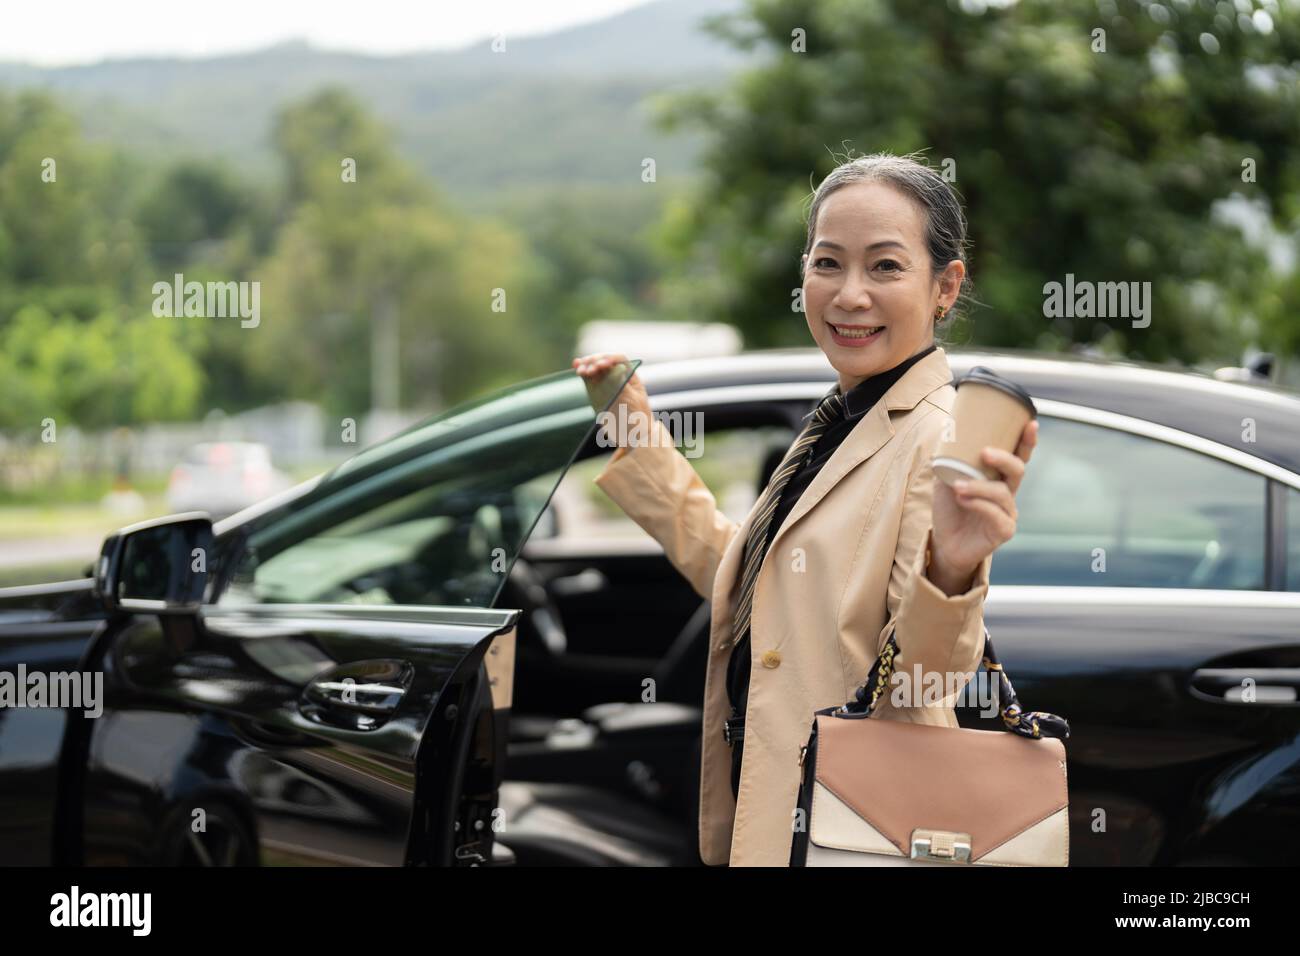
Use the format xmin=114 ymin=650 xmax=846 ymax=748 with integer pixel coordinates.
xmin=992 ymin=416 xmax=1267 ymax=589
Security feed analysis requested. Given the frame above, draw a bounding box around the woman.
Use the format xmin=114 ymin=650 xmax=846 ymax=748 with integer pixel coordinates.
xmin=572 ymin=152 xmax=1038 ymax=867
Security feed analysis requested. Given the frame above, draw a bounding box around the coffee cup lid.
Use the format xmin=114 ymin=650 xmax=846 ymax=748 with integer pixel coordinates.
xmin=952 ymin=366 xmax=1037 ymax=418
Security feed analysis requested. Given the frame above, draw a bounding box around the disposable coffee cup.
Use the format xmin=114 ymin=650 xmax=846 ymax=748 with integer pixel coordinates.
xmin=932 ymin=366 xmax=1037 ymax=486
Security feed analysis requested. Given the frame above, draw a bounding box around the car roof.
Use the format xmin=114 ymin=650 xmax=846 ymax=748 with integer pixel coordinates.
xmin=634 ymin=346 xmax=1300 ymax=476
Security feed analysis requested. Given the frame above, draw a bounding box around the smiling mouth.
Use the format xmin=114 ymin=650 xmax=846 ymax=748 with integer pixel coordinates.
xmin=828 ymin=323 xmax=884 ymax=339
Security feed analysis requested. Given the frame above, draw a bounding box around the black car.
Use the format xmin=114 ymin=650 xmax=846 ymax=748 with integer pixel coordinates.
xmin=2 ymin=348 xmax=1298 ymax=866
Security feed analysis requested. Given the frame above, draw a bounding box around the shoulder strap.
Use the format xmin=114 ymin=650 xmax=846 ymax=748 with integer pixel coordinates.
xmin=836 ymin=622 xmax=1070 ymax=740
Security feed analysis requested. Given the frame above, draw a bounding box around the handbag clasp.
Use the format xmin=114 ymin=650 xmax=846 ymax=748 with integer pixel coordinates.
xmin=910 ymin=828 xmax=972 ymax=863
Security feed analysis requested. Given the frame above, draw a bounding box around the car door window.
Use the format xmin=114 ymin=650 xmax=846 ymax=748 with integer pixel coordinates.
xmin=217 ymin=365 xmax=637 ymax=607
xmin=992 ymin=416 xmax=1267 ymax=589
xmin=542 ymin=421 xmax=795 ymax=543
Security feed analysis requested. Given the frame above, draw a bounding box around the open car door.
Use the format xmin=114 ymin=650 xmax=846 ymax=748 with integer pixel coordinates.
xmin=80 ymin=363 xmax=638 ymax=866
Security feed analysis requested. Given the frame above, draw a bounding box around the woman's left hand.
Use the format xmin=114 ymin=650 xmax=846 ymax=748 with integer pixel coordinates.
xmin=928 ymin=419 xmax=1039 ymax=592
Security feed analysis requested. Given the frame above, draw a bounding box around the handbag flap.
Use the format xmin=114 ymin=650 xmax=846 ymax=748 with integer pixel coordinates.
xmin=811 ymin=713 xmax=1067 ymax=862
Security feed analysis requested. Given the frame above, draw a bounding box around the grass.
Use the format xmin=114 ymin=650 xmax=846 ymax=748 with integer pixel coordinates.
xmin=0 ymin=561 xmax=89 ymax=588
xmin=0 ymin=499 xmax=168 ymax=541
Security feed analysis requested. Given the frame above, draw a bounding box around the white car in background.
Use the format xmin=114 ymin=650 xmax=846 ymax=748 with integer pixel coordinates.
xmin=575 ymin=319 xmax=741 ymax=364
xmin=166 ymin=441 xmax=293 ymax=519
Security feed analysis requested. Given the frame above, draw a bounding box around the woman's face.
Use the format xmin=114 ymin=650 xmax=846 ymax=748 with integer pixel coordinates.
xmin=801 ymin=181 xmax=963 ymax=391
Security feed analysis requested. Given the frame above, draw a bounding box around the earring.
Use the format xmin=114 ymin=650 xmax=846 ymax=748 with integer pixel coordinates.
xmin=934 ymin=305 xmax=946 ymax=321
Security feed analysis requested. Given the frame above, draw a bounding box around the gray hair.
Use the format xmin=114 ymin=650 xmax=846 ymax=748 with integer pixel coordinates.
xmin=801 ymin=150 xmax=972 ymax=335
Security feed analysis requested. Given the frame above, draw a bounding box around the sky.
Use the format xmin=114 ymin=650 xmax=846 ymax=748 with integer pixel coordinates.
xmin=0 ymin=0 xmax=657 ymax=66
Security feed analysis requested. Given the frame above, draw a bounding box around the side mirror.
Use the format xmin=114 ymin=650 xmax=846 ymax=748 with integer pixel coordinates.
xmin=95 ymin=513 xmax=215 ymax=613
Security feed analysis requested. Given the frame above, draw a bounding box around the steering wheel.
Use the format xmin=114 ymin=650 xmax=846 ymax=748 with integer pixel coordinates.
xmin=497 ymin=557 xmax=568 ymax=658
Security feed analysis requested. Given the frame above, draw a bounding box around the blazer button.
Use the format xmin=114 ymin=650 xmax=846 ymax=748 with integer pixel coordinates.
xmin=761 ymin=650 xmax=782 ymax=668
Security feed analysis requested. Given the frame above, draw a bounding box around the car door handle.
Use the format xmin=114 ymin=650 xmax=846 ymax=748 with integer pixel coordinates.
xmin=307 ymin=679 xmax=407 ymax=713
xmin=301 ymin=660 xmax=415 ymax=730
xmin=1190 ymin=667 xmax=1300 ymax=703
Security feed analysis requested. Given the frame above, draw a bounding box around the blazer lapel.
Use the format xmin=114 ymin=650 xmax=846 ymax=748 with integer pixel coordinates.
xmin=763 ymin=346 xmax=955 ymax=560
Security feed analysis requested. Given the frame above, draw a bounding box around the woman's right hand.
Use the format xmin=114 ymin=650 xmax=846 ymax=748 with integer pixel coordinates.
xmin=572 ymin=352 xmax=653 ymax=451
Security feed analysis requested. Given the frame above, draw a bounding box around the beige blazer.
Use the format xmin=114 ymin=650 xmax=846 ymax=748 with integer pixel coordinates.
xmin=592 ymin=346 xmax=993 ymax=866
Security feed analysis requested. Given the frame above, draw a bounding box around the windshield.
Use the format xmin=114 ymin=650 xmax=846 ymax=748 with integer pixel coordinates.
xmin=216 ymin=362 xmax=638 ymax=608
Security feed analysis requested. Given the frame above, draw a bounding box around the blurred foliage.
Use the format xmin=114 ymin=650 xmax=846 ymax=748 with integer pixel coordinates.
xmin=3 ymin=0 xmax=1300 ymax=440
xmin=1 ymin=306 xmax=203 ymax=427
xmin=650 ymin=0 xmax=1300 ymax=366
xmin=0 ymin=91 xmax=206 ymax=428
xmin=253 ymin=88 xmax=546 ymax=415
xmin=0 ymin=86 xmax=667 ymax=430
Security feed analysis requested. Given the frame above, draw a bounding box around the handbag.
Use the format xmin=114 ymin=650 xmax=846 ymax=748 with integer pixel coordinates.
xmin=789 ymin=621 xmax=1071 ymax=866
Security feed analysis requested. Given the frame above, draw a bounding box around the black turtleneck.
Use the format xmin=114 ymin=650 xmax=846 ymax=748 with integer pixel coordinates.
xmin=725 ymin=343 xmax=937 ymax=798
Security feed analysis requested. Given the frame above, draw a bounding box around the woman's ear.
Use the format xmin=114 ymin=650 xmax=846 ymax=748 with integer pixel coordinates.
xmin=940 ymin=259 xmax=965 ymax=305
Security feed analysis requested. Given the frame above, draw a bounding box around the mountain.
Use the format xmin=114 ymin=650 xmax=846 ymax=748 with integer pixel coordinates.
xmin=0 ymin=0 xmax=753 ymax=206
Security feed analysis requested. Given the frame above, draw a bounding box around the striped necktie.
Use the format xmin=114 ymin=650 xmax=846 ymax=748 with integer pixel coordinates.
xmin=730 ymin=385 xmax=846 ymax=646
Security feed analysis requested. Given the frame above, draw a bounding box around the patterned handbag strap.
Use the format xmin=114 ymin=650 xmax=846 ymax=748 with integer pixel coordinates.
xmin=838 ymin=622 xmax=1071 ymax=740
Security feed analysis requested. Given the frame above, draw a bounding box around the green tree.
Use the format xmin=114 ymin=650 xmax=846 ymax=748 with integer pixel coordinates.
xmin=651 ymin=0 xmax=1300 ymax=366
xmin=251 ymin=88 xmax=551 ymax=417
xmin=497 ymin=184 xmax=677 ymax=357
xmin=0 ymin=91 xmax=209 ymax=429
xmin=136 ymin=160 xmax=257 ymax=270
xmin=0 ymin=91 xmax=147 ymax=302
xmin=0 ymin=306 xmax=203 ymax=428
